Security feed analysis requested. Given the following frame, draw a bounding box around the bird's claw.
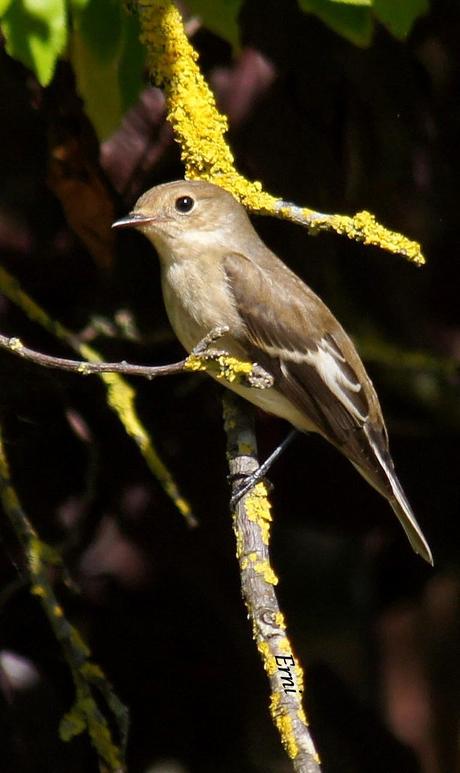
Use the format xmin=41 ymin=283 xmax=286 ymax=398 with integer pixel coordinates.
xmin=229 ymin=472 xmax=274 ymax=509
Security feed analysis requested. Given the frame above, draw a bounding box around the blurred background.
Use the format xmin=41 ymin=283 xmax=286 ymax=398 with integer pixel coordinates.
xmin=0 ymin=1 xmax=458 ymax=771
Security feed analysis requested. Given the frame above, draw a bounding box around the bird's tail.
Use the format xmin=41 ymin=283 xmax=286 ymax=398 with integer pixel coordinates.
xmin=388 ymin=483 xmax=433 ymax=565
xmin=363 ymin=427 xmax=433 ymax=565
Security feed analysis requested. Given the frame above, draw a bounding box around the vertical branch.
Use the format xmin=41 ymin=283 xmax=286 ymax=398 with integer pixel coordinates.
xmin=223 ymin=394 xmax=321 ymax=773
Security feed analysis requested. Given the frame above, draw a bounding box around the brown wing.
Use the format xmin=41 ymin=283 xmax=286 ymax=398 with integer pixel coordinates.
xmin=223 ymin=250 xmax=383 ymax=456
xmin=223 ymin=250 xmax=433 ymax=564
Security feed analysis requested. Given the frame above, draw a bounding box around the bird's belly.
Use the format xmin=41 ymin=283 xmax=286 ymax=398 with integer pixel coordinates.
xmin=220 ymin=379 xmax=316 ymax=433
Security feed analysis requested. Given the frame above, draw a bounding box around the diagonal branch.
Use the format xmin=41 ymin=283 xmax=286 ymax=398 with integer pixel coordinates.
xmin=137 ymin=0 xmax=425 ymax=265
xmin=0 ymin=424 xmax=128 ymax=773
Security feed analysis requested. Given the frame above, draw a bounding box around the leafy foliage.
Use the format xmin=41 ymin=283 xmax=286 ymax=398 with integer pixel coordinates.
xmin=299 ymin=0 xmax=373 ymax=46
xmin=186 ymin=0 xmax=243 ymax=49
xmin=374 ymin=0 xmax=429 ymax=39
xmin=1 ymin=0 xmax=67 ymax=85
xmin=186 ymin=0 xmax=428 ymax=48
xmin=298 ymin=0 xmax=428 ymax=46
xmin=0 ymin=0 xmax=145 ymax=138
xmin=0 ymin=0 xmax=429 ymax=134
xmin=69 ymin=0 xmax=145 ymax=139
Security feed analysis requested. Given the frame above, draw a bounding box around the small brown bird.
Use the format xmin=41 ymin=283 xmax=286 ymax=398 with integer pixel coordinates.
xmin=113 ymin=179 xmax=432 ymax=564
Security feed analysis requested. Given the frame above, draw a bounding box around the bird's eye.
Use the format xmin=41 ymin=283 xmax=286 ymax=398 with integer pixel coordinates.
xmin=175 ymin=195 xmax=195 ymax=213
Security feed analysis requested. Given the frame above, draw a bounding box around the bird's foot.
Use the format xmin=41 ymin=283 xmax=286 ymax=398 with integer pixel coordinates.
xmin=229 ymin=471 xmax=274 ymax=509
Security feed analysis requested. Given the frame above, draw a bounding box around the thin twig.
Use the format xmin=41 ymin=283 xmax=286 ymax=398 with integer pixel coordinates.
xmin=0 ymin=327 xmax=275 ymax=391
xmin=0 ymin=263 xmax=194 ymax=525
xmin=223 ymin=393 xmax=321 ymax=773
xmin=0 ymin=333 xmax=188 ymax=378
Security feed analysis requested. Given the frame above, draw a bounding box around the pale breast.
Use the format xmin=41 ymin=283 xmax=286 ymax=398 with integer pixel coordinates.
xmin=161 ymin=258 xmax=244 ymax=353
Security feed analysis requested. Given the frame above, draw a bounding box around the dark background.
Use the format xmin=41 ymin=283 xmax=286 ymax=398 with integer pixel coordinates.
xmin=0 ymin=1 xmax=459 ymax=771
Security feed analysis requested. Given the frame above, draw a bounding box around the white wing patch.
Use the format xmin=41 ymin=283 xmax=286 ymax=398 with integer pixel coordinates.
xmin=262 ymin=336 xmax=368 ymax=422
xmin=304 ymin=344 xmax=368 ymax=421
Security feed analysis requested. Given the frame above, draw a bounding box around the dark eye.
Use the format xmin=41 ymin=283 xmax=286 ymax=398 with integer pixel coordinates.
xmin=175 ymin=195 xmax=195 ymax=213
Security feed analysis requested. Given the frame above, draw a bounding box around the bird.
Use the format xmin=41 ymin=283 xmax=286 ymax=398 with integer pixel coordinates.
xmin=112 ymin=179 xmax=433 ymax=564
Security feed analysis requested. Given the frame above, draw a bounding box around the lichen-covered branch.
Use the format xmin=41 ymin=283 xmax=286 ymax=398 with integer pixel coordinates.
xmin=0 ymin=424 xmax=127 ymax=773
xmin=223 ymin=394 xmax=321 ymax=773
xmin=136 ymin=0 xmax=424 ymax=265
xmin=0 ymin=327 xmax=274 ymax=389
xmin=0 ymin=264 xmax=193 ymax=525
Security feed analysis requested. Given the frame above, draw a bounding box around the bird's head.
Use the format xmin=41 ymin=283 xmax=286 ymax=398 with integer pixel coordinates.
xmin=112 ymin=179 xmax=252 ymax=261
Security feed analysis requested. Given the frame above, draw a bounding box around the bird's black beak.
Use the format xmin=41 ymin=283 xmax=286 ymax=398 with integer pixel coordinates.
xmin=112 ymin=212 xmax=155 ymax=229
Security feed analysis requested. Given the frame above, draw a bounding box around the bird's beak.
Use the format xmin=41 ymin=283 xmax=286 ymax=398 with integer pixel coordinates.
xmin=112 ymin=212 xmax=155 ymax=229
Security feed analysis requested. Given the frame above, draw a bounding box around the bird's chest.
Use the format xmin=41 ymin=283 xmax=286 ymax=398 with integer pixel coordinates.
xmin=161 ymin=259 xmax=241 ymax=353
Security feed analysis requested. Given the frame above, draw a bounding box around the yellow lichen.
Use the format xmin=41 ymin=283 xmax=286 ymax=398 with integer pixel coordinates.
xmin=137 ymin=1 xmax=277 ymax=210
xmin=8 ymin=337 xmax=23 ymax=352
xmin=2 ymin=483 xmax=20 ymax=512
xmin=139 ymin=1 xmax=233 ymax=177
xmin=257 ymin=641 xmax=278 ymax=676
xmin=81 ymin=662 xmax=105 ymax=680
xmin=297 ymin=707 xmax=308 ymax=725
xmin=69 ymin=627 xmax=91 ymax=658
xmin=245 ymin=483 xmax=272 ymax=544
xmin=278 ymin=638 xmax=292 ymax=654
xmin=184 ymin=352 xmax=254 ymax=384
xmin=53 ymin=604 xmax=64 ymax=618
xmin=214 ymin=356 xmax=253 ymax=382
xmin=252 ymin=559 xmax=278 ymax=585
xmin=295 ymin=662 xmax=305 ymax=694
xmin=183 ymin=353 xmax=207 ymax=373
xmin=137 ymin=1 xmax=425 ymax=264
xmin=274 ymin=612 xmax=286 ymax=629
xmin=270 ymin=704 xmax=299 ymax=760
xmin=320 ymin=211 xmax=424 ymax=265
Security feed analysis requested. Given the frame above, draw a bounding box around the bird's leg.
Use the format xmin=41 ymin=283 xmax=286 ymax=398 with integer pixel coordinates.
xmin=230 ymin=429 xmax=298 ymax=507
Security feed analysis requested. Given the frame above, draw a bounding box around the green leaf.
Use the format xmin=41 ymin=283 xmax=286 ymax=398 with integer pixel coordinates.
xmin=117 ymin=11 xmax=146 ymax=112
xmin=70 ymin=5 xmax=145 ymax=140
xmin=0 ymin=0 xmax=14 ymax=15
xmin=373 ymin=0 xmax=429 ymax=39
xmin=1 ymin=0 xmax=67 ymax=86
xmin=328 ymin=0 xmax=371 ymax=5
xmin=299 ymin=0 xmax=373 ymax=46
xmin=185 ymin=0 xmax=243 ymax=49
xmin=75 ymin=0 xmax=121 ymax=64
xmin=67 ymin=0 xmax=89 ymax=13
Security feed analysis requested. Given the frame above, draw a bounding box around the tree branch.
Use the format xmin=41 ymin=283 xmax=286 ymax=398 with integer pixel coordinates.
xmin=0 ymin=263 xmax=193 ymax=525
xmin=223 ymin=393 xmax=321 ymax=773
xmin=0 ymin=333 xmax=188 ymax=378
xmin=0 ymin=423 xmax=127 ymax=773
xmin=137 ymin=0 xmax=425 ymax=265
xmin=0 ymin=327 xmax=274 ymax=389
